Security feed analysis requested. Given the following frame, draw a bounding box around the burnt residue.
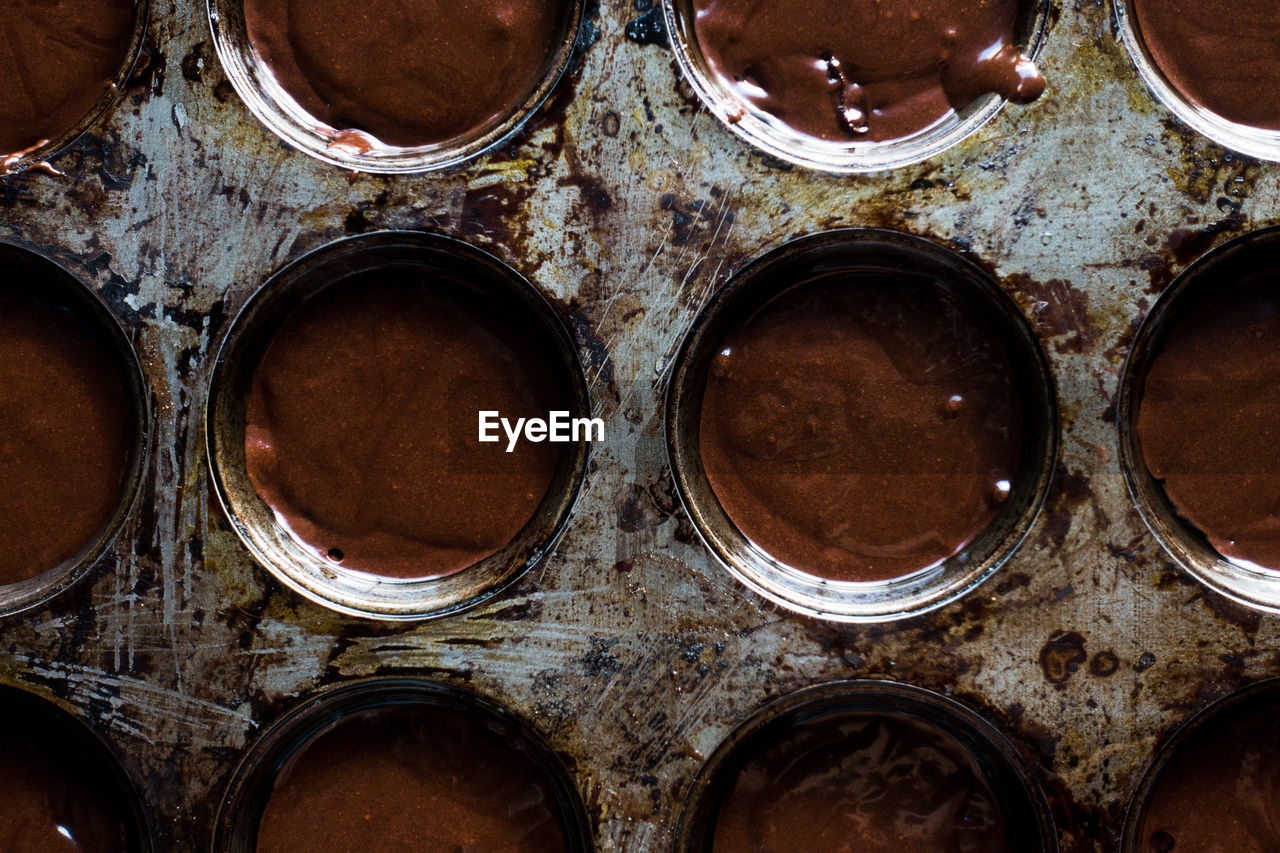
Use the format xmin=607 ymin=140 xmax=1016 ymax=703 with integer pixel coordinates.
xmin=180 ymin=41 xmax=211 ymax=85
xmin=625 ymin=0 xmax=668 ymax=47
xmin=1138 ymin=210 xmax=1250 ymax=296
xmin=1164 ymin=210 xmax=1247 ymax=267
xmin=1040 ymin=631 xmax=1087 ymax=687
xmin=1007 ymin=274 xmax=1098 ymax=356
xmin=1037 ymin=466 xmax=1108 ymax=552
xmin=1162 ymin=124 xmax=1264 ymax=207
xmin=1089 ymin=651 xmax=1120 ymax=678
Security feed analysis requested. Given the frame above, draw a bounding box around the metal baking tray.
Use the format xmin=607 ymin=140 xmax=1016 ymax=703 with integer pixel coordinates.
xmin=3 ymin=0 xmax=1280 ymax=849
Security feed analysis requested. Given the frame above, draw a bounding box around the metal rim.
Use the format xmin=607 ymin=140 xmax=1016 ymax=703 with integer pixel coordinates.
xmin=1114 ymin=0 xmax=1280 ymax=162
xmin=205 ymin=0 xmax=587 ymax=174
xmin=659 ymin=0 xmax=1052 ymax=174
xmin=674 ymin=679 xmax=1058 ymax=852
xmin=1 ymin=0 xmax=151 ymax=175
xmin=212 ymin=677 xmax=594 ymax=852
xmin=1117 ymin=225 xmax=1280 ymax=614
xmin=665 ymin=228 xmax=1059 ymax=623
xmin=0 ymin=683 xmax=155 ymax=852
xmin=0 ymin=241 xmax=152 ymax=619
xmin=1120 ymin=678 xmax=1280 ymax=852
xmin=205 ymin=231 xmax=591 ymax=621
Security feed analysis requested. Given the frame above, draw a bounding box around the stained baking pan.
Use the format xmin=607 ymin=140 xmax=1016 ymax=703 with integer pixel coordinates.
xmin=4 ymin=0 xmax=1280 ymax=850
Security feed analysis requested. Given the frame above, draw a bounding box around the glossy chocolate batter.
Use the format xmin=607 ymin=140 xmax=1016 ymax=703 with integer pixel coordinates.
xmin=711 ymin=709 xmax=1012 ymax=852
xmin=255 ymin=704 xmax=568 ymax=853
xmin=699 ymin=267 xmax=1023 ymax=582
xmin=0 ymin=272 xmax=135 ymax=587
xmin=1139 ymin=692 xmax=1280 ymax=853
xmin=1137 ymin=266 xmax=1280 ymax=572
xmin=1133 ymin=0 xmax=1280 ymax=130
xmin=244 ymin=267 xmax=567 ymax=579
xmin=0 ymin=0 xmax=136 ymax=159
xmin=243 ymin=0 xmax=571 ymax=148
xmin=691 ymin=0 xmax=1045 ymax=143
xmin=0 ymin=694 xmax=135 ymax=852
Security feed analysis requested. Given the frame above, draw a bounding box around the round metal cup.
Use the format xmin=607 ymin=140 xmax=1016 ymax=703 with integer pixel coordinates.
xmin=0 ymin=0 xmax=150 ymax=176
xmin=0 ymin=683 xmax=154 ymax=852
xmin=666 ymin=229 xmax=1058 ymax=623
xmin=206 ymin=0 xmax=585 ymax=173
xmin=1121 ymin=678 xmax=1280 ymax=853
xmin=207 ymin=231 xmax=591 ymax=621
xmin=675 ymin=680 xmax=1057 ymax=852
xmin=661 ymin=0 xmax=1051 ymax=174
xmin=0 ymin=242 xmax=151 ymax=619
xmin=1115 ymin=0 xmax=1280 ymax=162
xmin=1118 ymin=226 xmax=1280 ymax=614
xmin=212 ymin=677 xmax=593 ymax=852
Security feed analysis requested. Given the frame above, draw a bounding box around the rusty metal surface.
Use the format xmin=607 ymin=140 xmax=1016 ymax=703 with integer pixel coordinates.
xmin=3 ymin=1 xmax=1280 ymax=850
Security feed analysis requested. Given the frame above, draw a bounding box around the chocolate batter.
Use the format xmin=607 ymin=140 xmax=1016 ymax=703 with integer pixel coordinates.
xmin=711 ymin=709 xmax=1012 ymax=852
xmin=691 ymin=0 xmax=1045 ymax=143
xmin=244 ymin=267 xmax=567 ymax=579
xmin=1139 ymin=692 xmax=1280 ymax=853
xmin=0 ymin=693 xmax=135 ymax=852
xmin=1133 ymin=0 xmax=1280 ymax=130
xmin=243 ymin=0 xmax=572 ymax=148
xmin=255 ymin=704 xmax=568 ymax=853
xmin=699 ymin=266 xmax=1023 ymax=582
xmin=1136 ymin=264 xmax=1280 ymax=572
xmin=0 ymin=0 xmax=136 ymax=159
xmin=0 ymin=266 xmax=135 ymax=587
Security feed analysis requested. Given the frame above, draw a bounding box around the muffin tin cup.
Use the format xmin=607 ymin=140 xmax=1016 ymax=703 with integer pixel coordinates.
xmin=0 ymin=683 xmax=155 ymax=852
xmin=666 ymin=229 xmax=1059 ymax=623
xmin=205 ymin=0 xmax=586 ymax=173
xmin=1120 ymin=678 xmax=1280 ymax=853
xmin=206 ymin=231 xmax=591 ymax=621
xmin=212 ymin=677 xmax=593 ymax=852
xmin=1117 ymin=226 xmax=1280 ymax=615
xmin=674 ymin=679 xmax=1058 ymax=852
xmin=1114 ymin=0 xmax=1280 ymax=162
xmin=661 ymin=0 xmax=1051 ymax=173
xmin=0 ymin=0 xmax=150 ymax=176
xmin=0 ymin=242 xmax=152 ymax=619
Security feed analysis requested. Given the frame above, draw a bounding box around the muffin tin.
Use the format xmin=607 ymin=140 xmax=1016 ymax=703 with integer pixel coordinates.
xmin=4 ymin=0 xmax=1280 ymax=850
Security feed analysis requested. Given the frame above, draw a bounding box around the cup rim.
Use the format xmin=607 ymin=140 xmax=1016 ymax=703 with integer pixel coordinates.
xmin=659 ymin=0 xmax=1052 ymax=174
xmin=211 ymin=677 xmax=594 ymax=852
xmin=205 ymin=230 xmax=592 ymax=621
xmin=0 ymin=682 xmax=156 ymax=852
xmin=673 ymin=679 xmax=1058 ymax=852
xmin=0 ymin=240 xmax=152 ymax=619
xmin=0 ymin=0 xmax=151 ymax=176
xmin=1120 ymin=677 xmax=1280 ymax=852
xmin=205 ymin=0 xmax=587 ymax=173
xmin=664 ymin=228 xmax=1059 ymax=623
xmin=1114 ymin=0 xmax=1280 ymax=162
xmin=1116 ymin=225 xmax=1280 ymax=614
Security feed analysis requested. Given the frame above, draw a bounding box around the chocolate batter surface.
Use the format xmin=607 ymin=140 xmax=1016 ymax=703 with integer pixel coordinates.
xmin=711 ymin=710 xmax=1012 ymax=853
xmin=691 ymin=0 xmax=1044 ymax=143
xmin=1139 ymin=693 xmax=1280 ymax=853
xmin=699 ymin=268 xmax=1023 ymax=582
xmin=1133 ymin=0 xmax=1280 ymax=130
xmin=0 ymin=0 xmax=136 ymax=157
xmin=0 ymin=277 xmax=135 ymax=587
xmin=243 ymin=0 xmax=571 ymax=148
xmin=244 ymin=268 xmax=567 ymax=579
xmin=0 ymin=699 xmax=133 ymax=852
xmin=255 ymin=705 xmax=568 ymax=853
xmin=1137 ymin=268 xmax=1280 ymax=572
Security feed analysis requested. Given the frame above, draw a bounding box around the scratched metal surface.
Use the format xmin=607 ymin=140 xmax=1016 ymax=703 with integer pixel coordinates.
xmin=2 ymin=0 xmax=1280 ymax=850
